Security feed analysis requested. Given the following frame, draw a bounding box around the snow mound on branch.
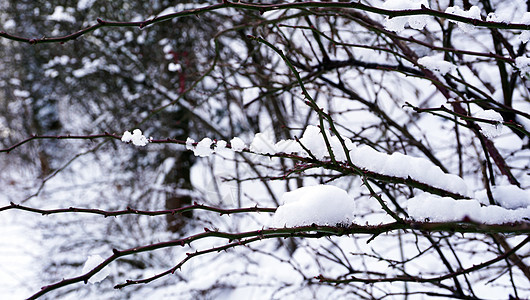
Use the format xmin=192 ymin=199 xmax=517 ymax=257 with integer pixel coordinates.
xmin=350 ymin=146 xmax=471 ymax=198
xmin=418 ymin=54 xmax=457 ymax=75
xmin=474 ymin=109 xmax=504 ymax=138
xmin=250 ymin=132 xmax=277 ymax=155
xmin=445 ymin=6 xmax=482 ymax=33
xmin=121 ymin=129 xmax=149 ymax=146
xmin=186 ymin=137 xmax=195 ymax=150
xmin=475 ymin=185 xmax=530 ymax=209
xmin=187 ymin=126 xmax=470 ymax=197
xmin=382 ymin=0 xmax=430 ymax=32
xmin=230 ymin=137 xmax=246 ymax=152
xmin=186 ymin=138 xmax=230 ymax=157
xmin=82 ymin=255 xmax=110 ymax=284
xmin=515 ymin=56 xmax=530 ymax=72
xmin=407 ymin=193 xmax=530 ymax=224
xmin=518 ymin=12 xmax=530 ymax=42
xmin=272 ymin=185 xmax=355 ymax=227
xmin=194 ymin=138 xmax=214 ymax=157
xmin=296 ymin=125 xmax=355 ymax=160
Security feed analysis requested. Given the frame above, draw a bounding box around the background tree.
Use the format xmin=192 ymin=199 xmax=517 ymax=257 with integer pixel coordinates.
xmin=0 ymin=1 xmax=529 ymax=299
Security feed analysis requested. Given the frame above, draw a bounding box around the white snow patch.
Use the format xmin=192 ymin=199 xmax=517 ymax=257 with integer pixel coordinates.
xmin=72 ymin=57 xmax=104 ymax=78
xmin=515 ymin=56 xmax=530 ymax=72
xmin=382 ymin=0 xmax=430 ymax=32
xmin=445 ymin=6 xmax=482 ymax=33
xmin=133 ymin=74 xmax=145 ymax=82
xmin=272 ymin=185 xmax=355 ymax=227
xmin=250 ymin=132 xmax=276 ymax=155
xmin=185 ymin=137 xmax=195 ymax=150
xmin=350 ymin=146 xmax=471 ymax=197
xmin=407 ymin=193 xmax=530 ymax=224
xmin=121 ymin=129 xmax=149 ymax=146
xmin=77 ymin=0 xmax=95 ymax=10
xmin=418 ymin=54 xmax=456 ymax=75
xmin=48 ymin=6 xmax=76 ymax=23
xmin=193 ymin=138 xmax=214 ymax=157
xmin=475 ymin=185 xmax=530 ymax=209
xmin=298 ymin=125 xmax=328 ymax=159
xmin=518 ymin=12 xmax=530 ymax=42
xmin=13 ymin=89 xmax=30 ymax=98
xmin=82 ymin=255 xmax=110 ymax=284
xmin=168 ymin=63 xmax=182 ymax=72
xmin=4 ymin=19 xmax=16 ymax=30
xmin=275 ymin=139 xmax=303 ymax=154
xmin=230 ymin=137 xmax=246 ymax=152
xmin=215 ymin=140 xmax=228 ymax=152
xmin=187 ymin=127 xmax=470 ymax=198
xmin=474 ymin=109 xmax=504 ymax=138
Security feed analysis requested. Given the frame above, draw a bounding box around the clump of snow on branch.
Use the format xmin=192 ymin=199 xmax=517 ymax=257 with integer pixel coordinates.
xmin=417 ymin=54 xmax=456 ymax=75
xmin=271 ymin=185 xmax=355 ymax=227
xmin=382 ymin=0 xmax=429 ymax=32
xmin=407 ymin=193 xmax=530 ymax=224
xmin=486 ymin=13 xmax=502 ymax=23
xmin=185 ymin=137 xmax=195 ymax=150
xmin=350 ymin=145 xmax=471 ymax=197
xmin=515 ymin=56 xmax=530 ymax=72
xmin=445 ymin=6 xmax=482 ymax=33
xmin=194 ymin=138 xmax=214 ymax=157
xmin=475 ymin=185 xmax=530 ymax=209
xmin=82 ymin=255 xmax=110 ymax=284
xmin=187 ymin=125 xmax=470 ymax=197
xmin=121 ymin=129 xmax=149 ymax=146
xmin=186 ymin=138 xmax=229 ymax=157
xmin=518 ymin=12 xmax=530 ymax=42
xmin=250 ymin=132 xmax=277 ymax=155
xmin=294 ymin=125 xmax=355 ymax=161
xmin=474 ymin=109 xmax=504 ymax=138
xmin=230 ymin=137 xmax=246 ymax=152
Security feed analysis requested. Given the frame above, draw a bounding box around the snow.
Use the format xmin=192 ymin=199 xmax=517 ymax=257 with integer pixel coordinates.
xmin=250 ymin=132 xmax=277 ymax=155
xmin=407 ymin=193 xmax=530 ymax=224
xmin=350 ymin=146 xmax=471 ymax=197
xmin=417 ymin=54 xmax=456 ymax=75
xmin=48 ymin=6 xmax=76 ymax=23
xmin=474 ymin=109 xmax=504 ymax=138
xmin=168 ymin=63 xmax=182 ymax=72
xmin=13 ymin=89 xmax=30 ymax=98
xmin=275 ymin=139 xmax=303 ymax=154
xmin=271 ymin=185 xmax=355 ymax=227
xmin=188 ymin=126 xmax=470 ymax=197
xmin=298 ymin=125 xmax=329 ymax=159
xmin=382 ymin=0 xmax=429 ymax=32
xmin=193 ymin=138 xmax=214 ymax=157
xmin=82 ymin=255 xmax=110 ymax=284
xmin=486 ymin=13 xmax=501 ymax=23
xmin=77 ymin=0 xmax=95 ymax=10
xmin=515 ymin=56 xmax=530 ymax=72
xmin=229 ymin=137 xmax=246 ymax=152
xmin=133 ymin=74 xmax=145 ymax=82
xmin=215 ymin=140 xmax=228 ymax=152
xmin=475 ymin=185 xmax=530 ymax=209
xmin=186 ymin=137 xmax=195 ymax=150
xmin=121 ymin=129 xmax=149 ymax=146
xmin=445 ymin=6 xmax=482 ymax=33
xmin=518 ymin=13 xmax=530 ymax=42
xmin=72 ymin=57 xmax=104 ymax=78
xmin=3 ymin=19 xmax=16 ymax=30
